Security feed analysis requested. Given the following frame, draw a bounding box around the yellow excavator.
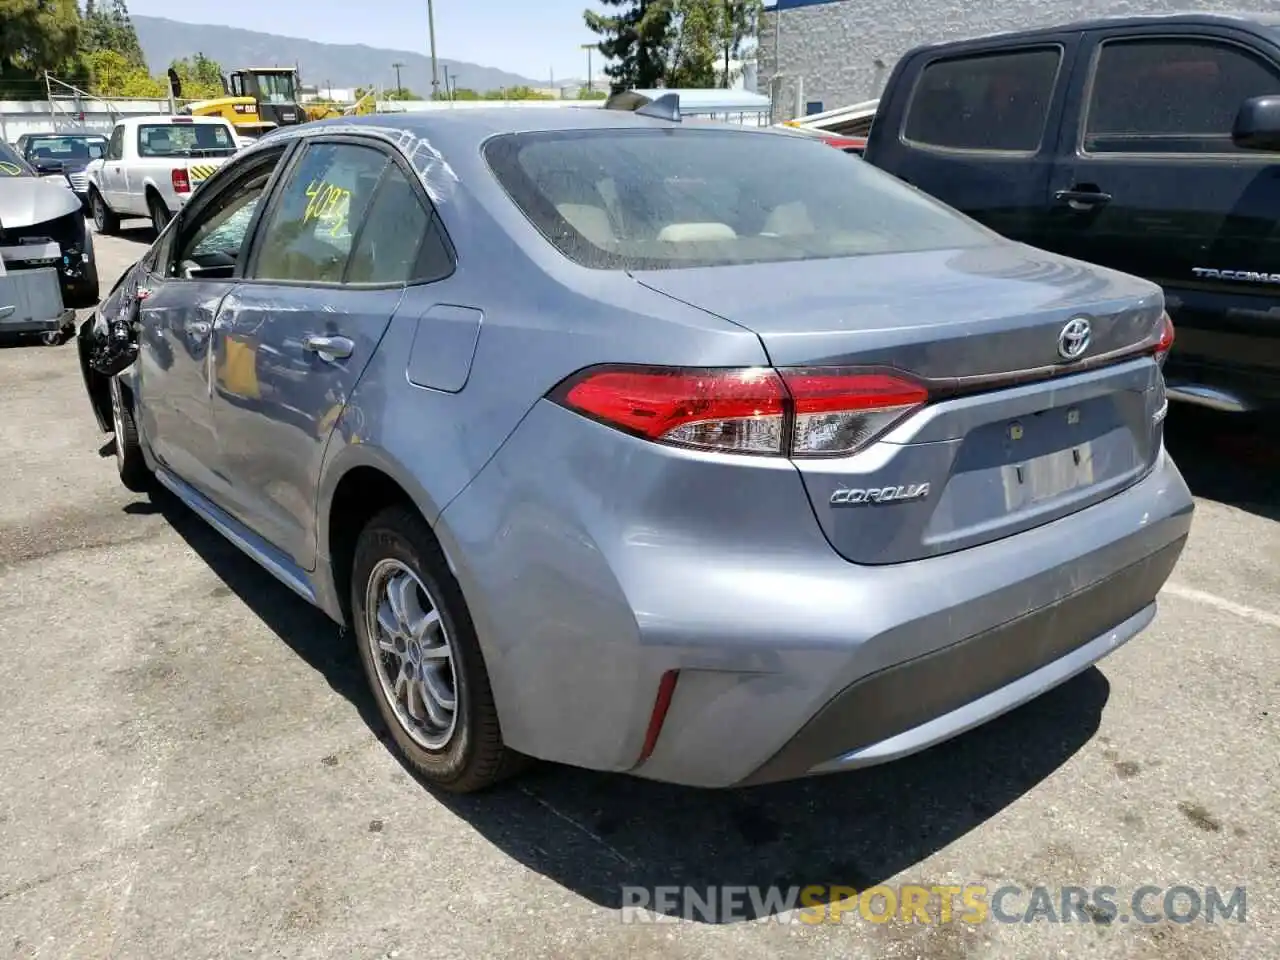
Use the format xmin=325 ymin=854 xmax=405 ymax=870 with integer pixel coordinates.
xmin=179 ymin=67 xmax=376 ymax=137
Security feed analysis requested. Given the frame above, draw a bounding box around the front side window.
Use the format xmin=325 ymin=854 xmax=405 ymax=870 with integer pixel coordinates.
xmin=484 ymin=128 xmax=992 ymax=270
xmin=903 ymin=47 xmax=1062 ymax=152
xmin=107 ymin=127 xmax=124 ymax=161
xmin=137 ymin=122 xmax=236 ymax=158
xmin=1084 ymin=37 xmax=1280 ymax=154
xmin=255 ymin=72 xmax=297 ymax=104
xmin=170 ymin=151 xmax=286 ymax=276
xmin=250 ymin=142 xmax=389 ymax=283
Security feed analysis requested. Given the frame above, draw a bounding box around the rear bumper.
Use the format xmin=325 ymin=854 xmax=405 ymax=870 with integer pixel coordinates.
xmin=739 ymin=537 xmax=1182 ymax=785
xmin=437 ymin=401 xmax=1195 ymax=788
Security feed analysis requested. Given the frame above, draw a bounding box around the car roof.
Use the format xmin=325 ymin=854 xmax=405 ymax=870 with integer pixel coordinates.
xmin=243 ymin=106 xmax=785 ymax=208
xmin=265 ymin=106 xmax=772 ymax=154
xmin=909 ymin=11 xmax=1280 ymax=51
xmin=121 ymin=115 xmax=235 ymax=127
xmin=21 ymin=130 xmax=106 ymax=139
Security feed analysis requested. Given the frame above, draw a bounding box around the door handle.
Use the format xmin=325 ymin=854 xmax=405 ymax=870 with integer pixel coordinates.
xmin=1055 ymin=188 xmax=1113 ymax=209
xmin=303 ymin=334 xmax=354 ymax=362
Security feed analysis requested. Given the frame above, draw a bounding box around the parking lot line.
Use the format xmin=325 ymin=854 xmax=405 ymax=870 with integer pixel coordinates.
xmin=1161 ymin=581 xmax=1280 ymax=629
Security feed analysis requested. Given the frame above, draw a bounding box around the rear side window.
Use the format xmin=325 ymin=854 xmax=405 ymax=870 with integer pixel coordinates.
xmin=1084 ymin=37 xmax=1280 ymax=154
xmin=251 ymin=142 xmax=388 ymax=283
xmin=346 ymin=163 xmax=454 ymax=284
xmin=903 ymin=47 xmax=1062 ymax=152
xmin=484 ymin=128 xmax=991 ymax=271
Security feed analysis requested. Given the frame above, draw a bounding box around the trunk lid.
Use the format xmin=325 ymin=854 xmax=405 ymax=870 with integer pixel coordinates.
xmin=632 ymin=243 xmax=1170 ymax=565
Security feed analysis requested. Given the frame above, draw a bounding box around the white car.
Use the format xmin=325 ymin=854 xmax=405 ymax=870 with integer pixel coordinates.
xmin=85 ymin=115 xmax=239 ymax=234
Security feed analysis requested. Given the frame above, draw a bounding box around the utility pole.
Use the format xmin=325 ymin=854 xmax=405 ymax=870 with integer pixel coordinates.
xmin=427 ymin=0 xmax=440 ymax=100
xmin=580 ymin=43 xmax=594 ymax=92
xmin=392 ymin=61 xmax=405 ymax=97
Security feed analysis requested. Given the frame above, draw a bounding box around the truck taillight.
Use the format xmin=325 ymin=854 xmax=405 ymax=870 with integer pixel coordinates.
xmin=550 ymin=365 xmax=927 ymax=458
xmin=171 ymin=168 xmax=190 ymax=193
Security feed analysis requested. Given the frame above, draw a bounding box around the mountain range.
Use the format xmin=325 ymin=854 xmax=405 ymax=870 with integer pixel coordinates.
xmin=132 ymin=16 xmax=544 ymax=95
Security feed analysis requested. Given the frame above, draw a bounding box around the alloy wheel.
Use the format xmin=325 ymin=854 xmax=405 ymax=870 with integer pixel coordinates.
xmin=364 ymin=559 xmax=458 ymax=750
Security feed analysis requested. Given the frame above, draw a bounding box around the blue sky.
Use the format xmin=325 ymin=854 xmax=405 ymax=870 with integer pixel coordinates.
xmin=126 ymin=0 xmax=604 ymax=83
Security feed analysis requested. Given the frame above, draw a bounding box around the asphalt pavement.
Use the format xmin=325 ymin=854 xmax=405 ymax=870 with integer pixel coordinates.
xmin=0 ymin=226 xmax=1275 ymax=959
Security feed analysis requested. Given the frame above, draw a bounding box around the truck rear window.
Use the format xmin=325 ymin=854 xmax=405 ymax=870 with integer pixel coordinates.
xmin=137 ymin=123 xmax=236 ymax=158
xmin=484 ymin=127 xmax=991 ymax=270
xmin=903 ymin=47 xmax=1061 ymax=152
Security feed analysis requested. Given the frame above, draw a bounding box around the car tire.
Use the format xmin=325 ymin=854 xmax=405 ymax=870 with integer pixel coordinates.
xmin=109 ymin=378 xmax=152 ymax=493
xmin=148 ymin=193 xmax=170 ymax=235
xmin=351 ymin=505 xmax=526 ymax=793
xmin=90 ymin=189 xmax=119 ymax=235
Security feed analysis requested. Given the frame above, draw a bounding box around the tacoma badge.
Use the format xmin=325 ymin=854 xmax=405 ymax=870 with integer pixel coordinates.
xmin=830 ymin=483 xmax=931 ymax=507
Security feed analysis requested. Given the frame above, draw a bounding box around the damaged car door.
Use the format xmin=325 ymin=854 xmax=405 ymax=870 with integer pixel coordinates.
xmin=209 ymin=138 xmax=408 ymax=567
xmin=138 ymin=144 xmax=292 ymax=501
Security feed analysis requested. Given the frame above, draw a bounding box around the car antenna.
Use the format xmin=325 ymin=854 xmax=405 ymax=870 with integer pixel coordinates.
xmin=603 ymin=90 xmax=682 ymax=122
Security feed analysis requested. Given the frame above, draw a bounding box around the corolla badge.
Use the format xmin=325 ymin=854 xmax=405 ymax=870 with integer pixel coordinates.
xmin=1058 ymin=317 xmax=1091 ymax=361
xmin=830 ymin=483 xmax=931 ymax=507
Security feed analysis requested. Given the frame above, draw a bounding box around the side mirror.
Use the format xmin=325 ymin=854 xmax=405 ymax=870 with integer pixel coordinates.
xmin=34 ymin=158 xmax=65 ymax=174
xmin=1232 ymin=95 xmax=1280 ymax=151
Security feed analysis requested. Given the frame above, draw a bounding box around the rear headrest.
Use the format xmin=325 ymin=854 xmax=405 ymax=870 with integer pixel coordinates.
xmin=656 ymin=222 xmax=737 ymax=243
xmin=556 ymin=203 xmax=616 ymax=247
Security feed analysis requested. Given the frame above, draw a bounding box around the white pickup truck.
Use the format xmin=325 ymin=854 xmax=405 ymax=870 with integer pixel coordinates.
xmin=85 ymin=115 xmax=240 ymax=235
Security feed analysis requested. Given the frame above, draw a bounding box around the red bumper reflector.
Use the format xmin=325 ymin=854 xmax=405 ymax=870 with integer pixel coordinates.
xmin=637 ymin=670 xmax=679 ymax=764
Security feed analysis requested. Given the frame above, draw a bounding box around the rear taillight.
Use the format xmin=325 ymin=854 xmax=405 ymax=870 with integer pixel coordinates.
xmin=171 ymin=168 xmax=190 ymax=193
xmin=1153 ymin=311 xmax=1175 ymax=364
xmin=551 ymin=365 xmax=927 ymax=458
xmin=782 ymin=369 xmax=929 ymax=456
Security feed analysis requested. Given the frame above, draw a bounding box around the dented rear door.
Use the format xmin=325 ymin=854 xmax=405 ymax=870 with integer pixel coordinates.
xmin=209 ymin=283 xmax=402 ymax=568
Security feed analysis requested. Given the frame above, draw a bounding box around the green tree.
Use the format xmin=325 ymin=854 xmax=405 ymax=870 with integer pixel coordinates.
xmin=715 ymin=0 xmax=760 ymax=88
xmin=584 ymin=0 xmax=673 ymax=92
xmin=666 ymin=0 xmax=717 ymax=88
xmin=85 ymin=48 xmax=162 ymax=97
xmin=578 ymin=86 xmax=607 ymax=99
xmin=384 ymin=86 xmax=420 ymax=101
xmin=81 ymin=0 xmax=145 ymax=67
xmin=483 ymin=85 xmax=554 ymax=100
xmin=0 ymin=0 xmax=82 ymax=97
xmin=169 ymin=52 xmax=225 ymax=99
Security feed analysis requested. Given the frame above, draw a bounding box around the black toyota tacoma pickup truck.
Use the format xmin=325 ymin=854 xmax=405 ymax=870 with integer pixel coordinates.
xmin=863 ymin=12 xmax=1280 ymax=412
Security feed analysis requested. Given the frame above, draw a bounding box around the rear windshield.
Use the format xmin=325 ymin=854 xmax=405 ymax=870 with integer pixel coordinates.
xmin=483 ymin=127 xmax=990 ymax=270
xmin=138 ymin=123 xmax=236 ymax=158
xmin=26 ymin=136 xmax=106 ymax=161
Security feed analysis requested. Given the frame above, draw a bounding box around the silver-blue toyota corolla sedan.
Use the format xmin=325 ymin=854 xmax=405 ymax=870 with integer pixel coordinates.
xmin=78 ymin=107 xmax=1193 ymax=792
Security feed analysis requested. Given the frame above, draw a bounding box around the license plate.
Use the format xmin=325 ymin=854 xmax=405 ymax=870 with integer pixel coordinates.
xmin=1001 ymin=442 xmax=1094 ymax=510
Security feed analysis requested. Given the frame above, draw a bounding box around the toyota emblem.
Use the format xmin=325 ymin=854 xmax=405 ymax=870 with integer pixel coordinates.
xmin=1058 ymin=317 xmax=1092 ymax=361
